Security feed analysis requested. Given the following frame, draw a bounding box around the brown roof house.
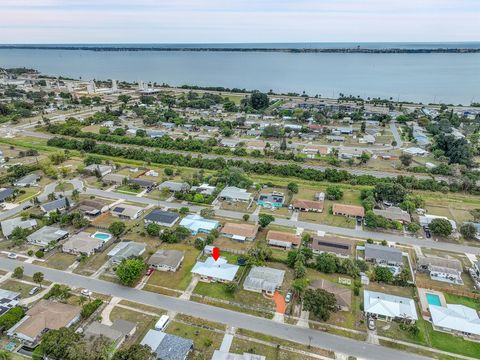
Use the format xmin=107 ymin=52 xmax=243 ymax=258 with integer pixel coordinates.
xmin=310 ymin=279 xmax=352 ymax=311
xmin=310 ymin=234 xmax=354 ymax=257
xmin=332 ymin=204 xmax=365 ymax=218
xmin=266 ymin=230 xmax=301 ymax=249
xmin=292 ymin=199 xmax=324 ymax=213
xmin=220 ymin=222 xmax=259 ymax=242
xmin=7 ymin=300 xmax=81 ymax=345
xmin=373 ymin=207 xmax=411 ymax=224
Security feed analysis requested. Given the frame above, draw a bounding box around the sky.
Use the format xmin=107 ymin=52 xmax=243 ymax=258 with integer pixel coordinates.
xmin=1 ymin=0 xmax=479 ymax=44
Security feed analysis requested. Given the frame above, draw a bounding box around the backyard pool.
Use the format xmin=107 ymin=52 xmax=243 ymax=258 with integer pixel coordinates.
xmin=426 ymin=293 xmax=442 ymax=306
xmin=91 ymin=231 xmax=112 ymax=242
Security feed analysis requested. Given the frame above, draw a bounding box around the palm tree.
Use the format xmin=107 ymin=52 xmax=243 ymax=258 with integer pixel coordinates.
xmin=33 ymin=271 xmax=44 ymax=289
xmin=0 ymin=350 xmax=12 ymax=360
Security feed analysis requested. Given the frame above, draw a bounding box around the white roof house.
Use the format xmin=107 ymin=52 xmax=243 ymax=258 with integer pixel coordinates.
xmin=179 ymin=214 xmax=220 ymax=235
xmin=364 ymin=290 xmax=418 ymax=321
xmin=1 ymin=217 xmax=37 ymax=239
xmin=430 ymin=304 xmax=480 ymax=338
xmin=217 ymin=186 xmax=252 ymax=202
xmin=403 ymin=147 xmax=428 ymax=156
xmin=191 ymin=257 xmax=239 ymax=282
xmin=243 ymin=266 xmax=285 ymax=295
xmin=419 ymin=214 xmax=457 ymax=231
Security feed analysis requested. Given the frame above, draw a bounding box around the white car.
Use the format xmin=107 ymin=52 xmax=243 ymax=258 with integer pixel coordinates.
xmin=81 ymin=289 xmax=92 ymax=297
xmin=7 ymin=253 xmax=17 ymax=259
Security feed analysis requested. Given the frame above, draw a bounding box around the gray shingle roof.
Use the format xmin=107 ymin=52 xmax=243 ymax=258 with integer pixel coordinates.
xmin=41 ymin=197 xmax=70 ymax=213
xmin=243 ymin=266 xmax=285 ymax=293
xmin=0 ymin=188 xmax=14 ymax=202
xmin=365 ymin=243 xmax=403 ymax=264
xmin=148 ymin=250 xmax=184 ymax=269
xmin=144 ymin=209 xmax=179 ymax=225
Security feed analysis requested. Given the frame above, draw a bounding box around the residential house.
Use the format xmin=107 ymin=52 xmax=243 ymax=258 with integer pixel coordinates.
xmin=266 ymin=230 xmax=301 ymax=250
xmin=310 ymin=235 xmax=354 ymax=257
xmin=40 ymin=197 xmax=72 ymax=215
xmin=191 ymin=257 xmax=239 ymax=282
xmin=102 ymin=173 xmax=129 ymax=185
xmin=158 ymin=181 xmax=190 ymax=193
xmin=108 ymin=241 xmax=146 ymax=264
xmin=417 ymin=256 xmax=463 ymax=285
xmin=144 ymin=209 xmax=180 ymax=228
xmin=339 ymin=147 xmax=369 ymax=159
xmin=14 ymin=174 xmax=40 ymax=187
xmin=309 ymin=279 xmax=351 ymax=311
xmin=148 ymin=250 xmax=184 ymax=272
xmin=419 ymin=214 xmax=457 ymax=232
xmin=84 ymin=320 xmax=136 ymax=349
xmin=359 ymin=134 xmax=376 ymax=144
xmin=62 ymin=232 xmax=104 ymax=256
xmin=76 ymin=199 xmax=106 ymax=217
xmin=302 ymin=145 xmax=330 ymax=158
xmin=292 ymin=199 xmax=324 ymax=213
xmin=332 ymin=204 xmax=365 ymax=218
xmin=429 ymin=304 xmax=480 ymax=340
xmin=145 ymin=169 xmax=159 ymax=177
xmin=26 ymin=226 xmax=69 ymax=247
xmin=257 ymin=191 xmax=284 ymax=208
xmin=7 ymin=300 xmax=81 ymax=346
xmin=179 ymin=214 xmax=220 ymax=235
xmin=0 ymin=188 xmax=15 ymax=203
xmin=363 ymin=290 xmax=418 ymax=322
xmin=217 ymin=186 xmax=252 ymax=203
xmin=129 ymin=178 xmax=156 ymax=190
xmin=326 ymin=135 xmax=345 ymax=142
xmin=220 ymin=222 xmax=259 ymax=242
xmin=111 ymin=204 xmax=144 ymax=220
xmin=141 ymin=329 xmax=193 ymax=360
xmin=1 ymin=217 xmax=37 ymax=239
xmin=84 ymin=164 xmax=113 ymax=177
xmin=315 ymin=192 xmax=325 ymax=201
xmin=0 ymin=289 xmax=20 ymax=316
xmin=220 ymin=139 xmax=240 ymax=148
xmin=243 ymin=266 xmax=285 ymax=296
xmin=246 ymin=140 xmax=267 ymax=151
xmin=403 ymin=147 xmax=428 ymax=157
xmin=373 ymin=207 xmax=411 ymax=224
xmin=191 ymin=183 xmax=216 ymax=196
xmin=364 ymin=243 xmax=403 ymax=267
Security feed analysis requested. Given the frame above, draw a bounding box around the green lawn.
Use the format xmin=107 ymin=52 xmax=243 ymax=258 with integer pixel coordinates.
xmin=0 ymin=279 xmax=35 ymax=298
xmin=110 ymin=306 xmax=158 ymax=346
xmin=444 ymin=293 xmax=480 ymax=310
xmin=165 ymin=321 xmax=223 ymax=360
xmin=43 ymin=252 xmax=77 ymax=270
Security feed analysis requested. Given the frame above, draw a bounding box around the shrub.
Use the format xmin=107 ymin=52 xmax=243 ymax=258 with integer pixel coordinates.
xmin=35 ymin=250 xmax=45 ymax=258
xmin=81 ymin=299 xmax=103 ymax=319
xmin=0 ymin=306 xmax=25 ymax=331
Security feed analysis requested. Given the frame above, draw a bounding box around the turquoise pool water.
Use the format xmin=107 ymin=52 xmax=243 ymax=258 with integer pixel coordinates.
xmin=91 ymin=232 xmax=112 ymax=242
xmin=426 ymin=293 xmax=442 ymax=306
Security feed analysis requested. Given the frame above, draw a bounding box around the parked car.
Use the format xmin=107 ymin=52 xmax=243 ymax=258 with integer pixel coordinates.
xmin=285 ymin=291 xmax=292 ymax=303
xmin=146 ymin=268 xmax=154 ymax=276
xmin=81 ymin=289 xmax=92 ymax=297
xmin=29 ymin=287 xmax=39 ymax=296
xmin=368 ymin=317 xmax=376 ymax=331
xmin=7 ymin=253 xmax=17 ymax=259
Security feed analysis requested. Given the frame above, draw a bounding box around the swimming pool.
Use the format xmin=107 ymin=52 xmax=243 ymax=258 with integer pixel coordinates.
xmin=426 ymin=293 xmax=442 ymax=306
xmin=91 ymin=231 xmax=112 ymax=242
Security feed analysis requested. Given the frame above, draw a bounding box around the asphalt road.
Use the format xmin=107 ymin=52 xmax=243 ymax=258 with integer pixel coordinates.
xmin=0 ymin=258 xmax=427 ymax=360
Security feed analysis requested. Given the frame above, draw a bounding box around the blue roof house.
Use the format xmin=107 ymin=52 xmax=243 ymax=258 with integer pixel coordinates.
xmin=179 ymin=214 xmax=220 ymax=235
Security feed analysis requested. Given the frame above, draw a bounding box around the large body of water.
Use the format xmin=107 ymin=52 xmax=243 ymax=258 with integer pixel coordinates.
xmin=1 ymin=43 xmax=479 ymax=104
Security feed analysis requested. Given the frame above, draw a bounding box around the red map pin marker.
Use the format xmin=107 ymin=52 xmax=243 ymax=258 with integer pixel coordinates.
xmin=212 ymin=247 xmax=220 ymax=261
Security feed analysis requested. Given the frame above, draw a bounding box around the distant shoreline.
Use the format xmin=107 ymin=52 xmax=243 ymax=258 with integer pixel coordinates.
xmin=1 ymin=45 xmax=479 ymax=54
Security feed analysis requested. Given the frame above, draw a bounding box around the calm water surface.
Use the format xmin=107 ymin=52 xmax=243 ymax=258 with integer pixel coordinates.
xmin=0 ymin=45 xmax=479 ymax=104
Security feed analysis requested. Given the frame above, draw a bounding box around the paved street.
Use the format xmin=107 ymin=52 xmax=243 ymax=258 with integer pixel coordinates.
xmin=0 ymin=258 xmax=427 ymax=360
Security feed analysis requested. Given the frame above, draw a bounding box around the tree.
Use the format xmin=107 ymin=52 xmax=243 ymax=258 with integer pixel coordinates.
xmin=108 ymin=221 xmax=126 ymax=237
xmin=194 ymin=237 xmax=205 ymax=250
xmin=0 ymin=350 xmax=12 ymax=360
xmin=359 ymin=151 xmax=370 ymax=164
xmin=399 ymin=153 xmax=413 ymax=167
xmin=146 ymin=223 xmax=161 ymax=237
xmin=72 ymin=189 xmax=80 ymax=201
xmin=242 ymin=214 xmax=250 ymax=222
xmin=179 ymin=207 xmax=189 ymax=215
xmin=115 ymin=258 xmax=146 ymax=286
xmin=164 ymin=167 xmax=174 ymax=176
xmin=247 ymin=91 xmax=269 ymax=110
xmin=373 ymin=266 xmax=393 ymax=283
xmin=33 ymin=271 xmax=44 ymax=288
xmin=429 ymin=218 xmax=453 ymax=237
xmin=325 ymin=185 xmax=343 ymax=200
xmin=112 ymin=344 xmax=155 ymax=360
xmin=258 ymin=214 xmax=275 ymax=228
xmin=200 ymin=208 xmax=215 ymax=218
xmin=374 ymin=183 xmax=407 ymax=204
xmin=460 ymin=222 xmax=477 ymax=240
xmin=40 ymin=327 xmax=86 ymax=360
xmin=292 ymin=278 xmax=309 ymax=296
xmin=303 ymin=289 xmax=338 ymax=321
xmin=294 ymin=259 xmax=306 ymax=278
xmin=316 ymin=253 xmax=338 ymax=273
xmin=12 ymin=266 xmax=24 ymax=279
xmin=287 ymin=182 xmax=299 ymax=194
xmin=118 ymin=94 xmax=131 ymax=105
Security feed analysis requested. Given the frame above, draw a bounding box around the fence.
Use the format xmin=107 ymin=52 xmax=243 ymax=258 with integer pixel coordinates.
xmin=415 ymin=279 xmax=480 ymax=299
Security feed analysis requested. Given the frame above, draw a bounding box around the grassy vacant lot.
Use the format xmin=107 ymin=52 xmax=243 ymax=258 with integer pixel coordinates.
xmin=165 ymin=321 xmax=223 ymax=360
xmin=230 ymin=338 xmax=320 ymax=360
xmin=110 ymin=306 xmax=158 ymax=346
xmin=42 ymin=252 xmax=77 ymax=270
xmin=145 ymin=243 xmax=200 ymax=291
xmin=73 ymin=241 xmax=119 ymax=276
xmin=15 ymin=187 xmax=41 ymax=202
xmin=0 ymin=279 xmax=35 ymax=298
